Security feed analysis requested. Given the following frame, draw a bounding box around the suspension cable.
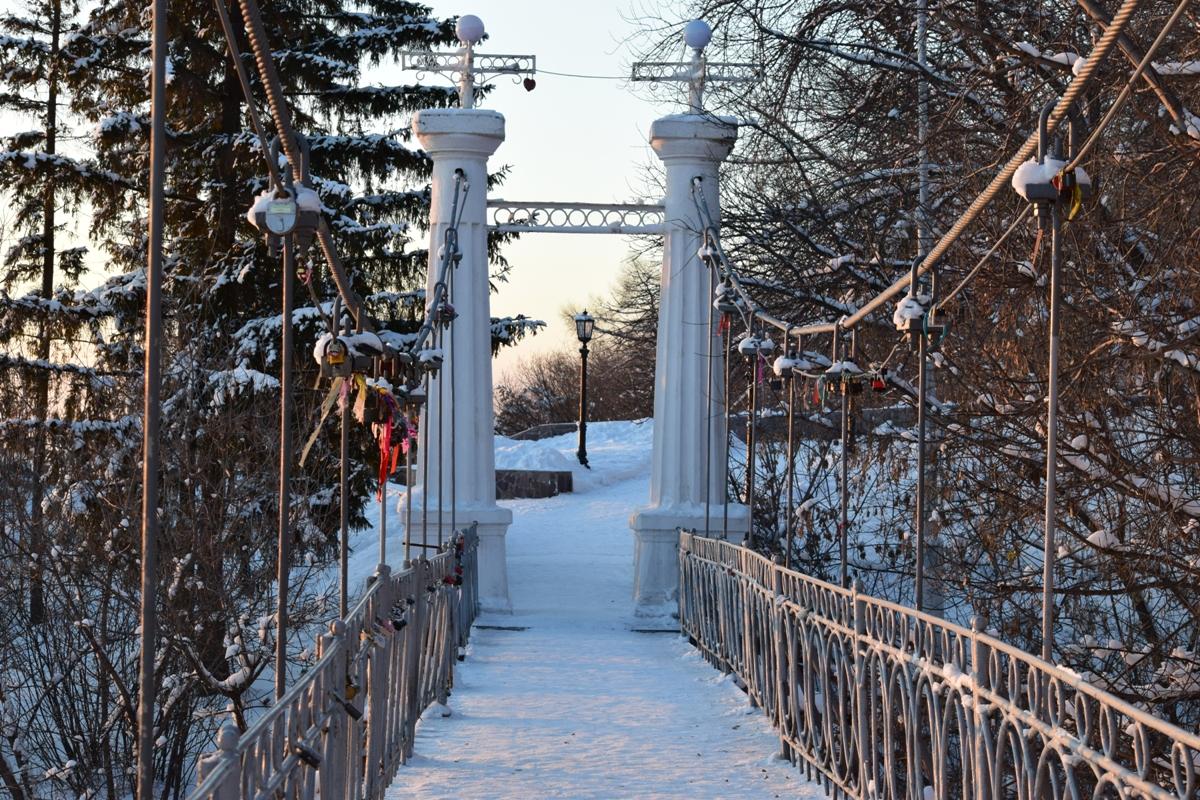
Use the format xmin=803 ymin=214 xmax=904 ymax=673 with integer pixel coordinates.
xmin=704 ymin=263 xmax=715 ymax=537
xmin=835 ymin=328 xmax=850 ymax=589
xmin=403 ymin=399 xmax=414 ymax=564
xmin=934 ymin=206 xmax=1031 ymax=313
xmin=784 ymin=334 xmax=796 ymax=569
xmin=235 ymin=0 xmax=371 ymax=330
xmin=745 ymin=321 xmax=760 ymax=546
xmin=210 ymin=0 xmax=281 ymax=189
xmin=421 ymin=368 xmax=431 ymax=553
xmin=336 ymin=304 xmax=349 ymax=617
xmin=436 ymin=303 xmax=445 ymax=548
xmin=449 ymin=251 xmax=458 ymax=541
xmin=722 ymin=299 xmax=733 ymax=540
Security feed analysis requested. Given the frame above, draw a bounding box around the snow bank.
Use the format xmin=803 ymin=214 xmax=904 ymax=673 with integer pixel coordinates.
xmin=494 ymin=419 xmax=655 ymax=492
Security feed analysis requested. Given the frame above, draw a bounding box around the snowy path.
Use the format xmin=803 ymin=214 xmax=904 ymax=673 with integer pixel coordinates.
xmin=382 ymin=422 xmax=823 ymax=799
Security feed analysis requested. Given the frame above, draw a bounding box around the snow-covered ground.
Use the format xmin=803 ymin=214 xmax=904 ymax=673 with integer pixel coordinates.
xmin=372 ymin=420 xmax=821 ymax=799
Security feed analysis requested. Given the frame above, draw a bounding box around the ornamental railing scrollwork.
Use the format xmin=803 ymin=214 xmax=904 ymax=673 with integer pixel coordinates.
xmin=187 ymin=527 xmax=480 ymax=800
xmin=487 ymin=200 xmax=666 ymax=235
xmin=678 ymin=531 xmax=1200 ymax=800
xmin=399 ymin=51 xmax=535 ymax=87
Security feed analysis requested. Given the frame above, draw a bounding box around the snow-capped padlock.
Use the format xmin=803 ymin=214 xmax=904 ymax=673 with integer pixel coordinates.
xmin=317 ymin=335 xmax=352 ymax=379
xmin=291 ymin=185 xmax=322 ymax=254
xmin=737 ymin=334 xmax=761 ymax=358
xmin=713 ymin=281 xmax=740 ymax=315
xmin=418 ymin=348 xmax=443 ymax=373
xmin=407 ymin=385 xmax=427 ymax=407
xmin=892 ymin=293 xmax=926 ymax=332
xmin=773 ymin=351 xmax=798 ymax=378
xmin=327 ymin=331 xmax=382 ymax=374
xmin=326 ymin=338 xmax=347 ymax=366
xmin=871 ymin=375 xmax=887 ymax=392
xmin=826 ymin=359 xmax=864 ymax=396
xmin=392 ymin=351 xmax=414 ymax=376
xmin=436 ymin=301 xmax=458 ymax=328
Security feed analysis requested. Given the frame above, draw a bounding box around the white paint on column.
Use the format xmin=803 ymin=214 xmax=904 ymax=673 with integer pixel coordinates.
xmin=630 ymin=114 xmax=749 ymax=621
xmin=409 ymin=108 xmax=513 ymax=612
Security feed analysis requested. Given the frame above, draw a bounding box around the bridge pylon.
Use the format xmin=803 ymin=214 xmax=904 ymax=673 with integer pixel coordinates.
xmin=630 ymin=112 xmax=749 ymax=623
xmin=406 ymin=107 xmax=513 ymax=613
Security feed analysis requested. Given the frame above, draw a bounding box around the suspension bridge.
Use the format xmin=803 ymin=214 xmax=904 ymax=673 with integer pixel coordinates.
xmin=116 ymin=2 xmax=1200 ymax=798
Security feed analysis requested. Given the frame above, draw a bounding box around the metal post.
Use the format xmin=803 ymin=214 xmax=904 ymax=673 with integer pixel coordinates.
xmin=722 ymin=323 xmax=732 ymax=539
xmin=449 ymin=267 xmax=457 ymax=537
xmin=404 ymin=408 xmax=413 ymax=564
xmin=838 ymin=334 xmax=850 ymax=589
xmin=135 ymin=0 xmax=166 ymax=789
xmin=704 ymin=268 xmax=715 ymax=536
xmin=577 ymin=342 xmax=590 ymax=467
xmin=379 ymin=432 xmax=388 ymax=565
xmin=1042 ymin=193 xmax=1063 ymax=663
xmin=745 ymin=335 xmax=759 ymax=545
xmin=339 ymin=377 xmax=349 ymax=618
xmin=275 ymin=234 xmax=295 ymax=701
xmin=914 ymin=329 xmax=928 ymax=612
xmin=784 ymin=372 xmax=796 ymax=569
xmin=420 ymin=371 xmax=431 ymax=552
xmin=436 ymin=321 xmax=444 ymax=547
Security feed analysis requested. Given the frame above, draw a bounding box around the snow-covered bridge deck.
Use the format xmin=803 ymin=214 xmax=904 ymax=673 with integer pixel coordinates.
xmin=383 ymin=422 xmax=821 ymax=798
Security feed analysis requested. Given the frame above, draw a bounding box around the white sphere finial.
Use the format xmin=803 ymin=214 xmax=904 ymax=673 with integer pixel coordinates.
xmin=683 ymin=19 xmax=712 ymax=50
xmin=456 ymin=14 xmax=485 ymax=45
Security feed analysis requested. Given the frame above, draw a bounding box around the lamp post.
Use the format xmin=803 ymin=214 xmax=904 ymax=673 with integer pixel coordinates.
xmin=574 ymin=310 xmax=595 ymax=468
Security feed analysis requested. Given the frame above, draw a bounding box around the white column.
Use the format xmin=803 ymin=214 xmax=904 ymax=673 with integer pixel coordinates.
xmin=630 ymin=114 xmax=748 ymax=622
xmin=410 ymin=108 xmax=512 ymax=612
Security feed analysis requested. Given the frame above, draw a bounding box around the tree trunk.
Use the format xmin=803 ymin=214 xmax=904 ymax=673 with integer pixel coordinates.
xmin=29 ymin=0 xmax=61 ymax=626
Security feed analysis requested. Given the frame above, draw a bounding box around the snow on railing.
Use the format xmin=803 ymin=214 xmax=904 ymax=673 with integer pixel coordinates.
xmin=187 ymin=526 xmax=479 ymax=800
xmin=678 ymin=531 xmax=1200 ymax=800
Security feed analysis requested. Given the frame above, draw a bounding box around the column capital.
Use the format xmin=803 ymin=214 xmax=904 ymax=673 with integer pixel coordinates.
xmin=413 ymin=108 xmax=505 ymax=158
xmin=650 ymin=113 xmax=738 ymax=163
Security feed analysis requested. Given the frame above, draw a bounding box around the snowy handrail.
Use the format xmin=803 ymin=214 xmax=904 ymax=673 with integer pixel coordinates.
xmin=187 ymin=527 xmax=479 ymax=800
xmin=678 ymin=531 xmax=1200 ymax=800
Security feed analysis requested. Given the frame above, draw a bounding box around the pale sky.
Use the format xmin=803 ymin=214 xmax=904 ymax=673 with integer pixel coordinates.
xmin=406 ymin=1 xmax=678 ymax=380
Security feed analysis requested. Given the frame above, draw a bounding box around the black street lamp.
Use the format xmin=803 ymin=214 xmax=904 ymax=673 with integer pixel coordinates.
xmin=574 ymin=310 xmax=595 ymax=468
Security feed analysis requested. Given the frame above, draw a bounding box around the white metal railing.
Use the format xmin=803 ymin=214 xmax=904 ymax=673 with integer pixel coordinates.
xmin=679 ymin=531 xmax=1200 ymax=800
xmin=187 ymin=526 xmax=479 ymax=800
